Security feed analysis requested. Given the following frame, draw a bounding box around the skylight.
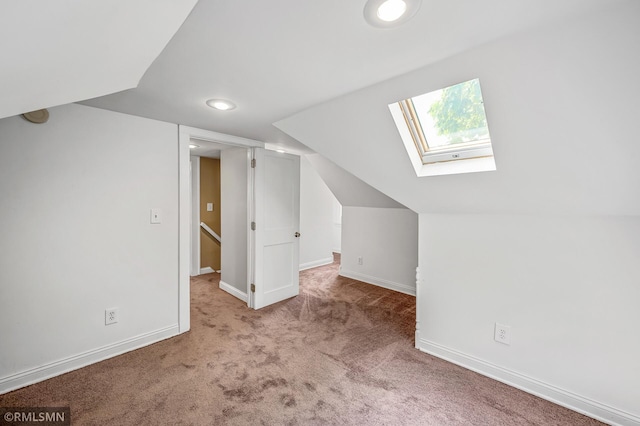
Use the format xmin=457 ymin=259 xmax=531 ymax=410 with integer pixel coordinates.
xmin=389 ymin=78 xmax=496 ymax=177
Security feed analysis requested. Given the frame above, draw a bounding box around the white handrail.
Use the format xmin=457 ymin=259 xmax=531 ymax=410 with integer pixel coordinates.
xmin=200 ymin=222 xmax=221 ymax=244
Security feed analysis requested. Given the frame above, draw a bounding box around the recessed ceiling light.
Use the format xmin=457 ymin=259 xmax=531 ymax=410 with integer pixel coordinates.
xmin=206 ymin=99 xmax=236 ymax=111
xmin=364 ymin=0 xmax=421 ymax=28
xmin=377 ymin=0 xmax=406 ymax=22
xmin=276 ymin=149 xmax=286 ymax=153
xmin=189 ymin=144 xmax=199 ymax=149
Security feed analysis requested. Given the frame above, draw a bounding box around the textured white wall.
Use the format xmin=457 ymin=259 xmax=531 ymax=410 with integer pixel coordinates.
xmin=220 ymin=148 xmax=249 ymax=294
xmin=0 ymin=104 xmax=179 ymax=392
xmin=341 ymin=207 xmax=418 ymax=296
xmin=299 ymin=156 xmax=336 ymax=270
xmin=418 ymin=214 xmax=640 ymax=422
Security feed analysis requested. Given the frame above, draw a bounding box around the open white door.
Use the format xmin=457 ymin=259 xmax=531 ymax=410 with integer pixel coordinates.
xmin=251 ymin=148 xmax=300 ymax=309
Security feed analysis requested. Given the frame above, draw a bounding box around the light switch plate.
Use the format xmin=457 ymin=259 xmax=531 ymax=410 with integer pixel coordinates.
xmin=150 ymin=208 xmax=162 ymax=224
xmin=207 ymin=203 xmax=213 ymax=212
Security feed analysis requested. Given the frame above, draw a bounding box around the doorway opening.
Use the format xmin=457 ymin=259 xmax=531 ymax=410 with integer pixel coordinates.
xmin=196 ymin=156 xmax=221 ymax=274
xmin=189 ymin=140 xmax=251 ymax=303
xmin=178 ymin=125 xmax=302 ymax=332
xmin=179 ymin=126 xmax=262 ymax=332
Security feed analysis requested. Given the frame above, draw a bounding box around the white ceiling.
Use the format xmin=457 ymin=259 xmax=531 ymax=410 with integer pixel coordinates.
xmin=189 ymin=139 xmax=236 ymax=158
xmin=0 ymin=0 xmax=198 ymax=120
xmin=82 ymin=0 xmax=620 ymax=153
xmin=305 ymin=154 xmax=406 ymax=208
xmin=276 ymin=1 xmax=640 ymax=215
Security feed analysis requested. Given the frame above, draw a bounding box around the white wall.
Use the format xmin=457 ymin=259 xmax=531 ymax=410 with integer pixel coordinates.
xmin=341 ymin=207 xmax=418 ymax=296
xmin=299 ymin=156 xmax=337 ymax=270
xmin=332 ymin=199 xmax=342 ymax=254
xmin=0 ymin=103 xmax=180 ymax=393
xmin=418 ymin=214 xmax=640 ymax=424
xmin=220 ymin=148 xmax=249 ymax=299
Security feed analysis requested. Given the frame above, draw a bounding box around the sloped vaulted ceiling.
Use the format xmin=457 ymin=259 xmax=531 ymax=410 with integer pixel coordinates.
xmin=0 ymin=0 xmax=198 ymax=120
xmin=276 ymin=1 xmax=640 ymax=216
xmin=82 ymin=0 xmax=621 ymax=152
xmin=305 ymin=154 xmax=406 ymax=209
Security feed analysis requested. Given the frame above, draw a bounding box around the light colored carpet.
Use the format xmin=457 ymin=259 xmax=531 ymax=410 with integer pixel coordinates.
xmin=0 ymin=259 xmax=602 ymax=425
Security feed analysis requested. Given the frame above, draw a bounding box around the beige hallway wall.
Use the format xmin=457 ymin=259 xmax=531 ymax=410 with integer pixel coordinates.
xmin=200 ymin=157 xmax=221 ymax=270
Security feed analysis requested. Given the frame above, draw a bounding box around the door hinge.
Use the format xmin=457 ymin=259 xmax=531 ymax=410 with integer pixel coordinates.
xmin=250 ymin=284 xmax=255 ymax=293
xmin=251 ymin=158 xmax=256 ymax=168
xmin=251 ymin=221 xmax=256 ymax=231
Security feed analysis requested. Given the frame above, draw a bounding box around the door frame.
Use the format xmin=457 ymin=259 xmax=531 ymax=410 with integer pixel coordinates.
xmin=178 ymin=125 xmax=263 ymax=333
xmin=190 ymin=155 xmax=200 ymax=276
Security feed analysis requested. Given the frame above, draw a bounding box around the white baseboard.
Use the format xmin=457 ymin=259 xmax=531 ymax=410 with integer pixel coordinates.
xmin=339 ymin=269 xmax=416 ymax=296
xmin=0 ymin=325 xmax=180 ymax=395
xmin=200 ymin=267 xmax=215 ymax=274
xmin=299 ymin=257 xmax=334 ymax=271
xmin=219 ymin=280 xmax=248 ymax=303
xmin=417 ymin=338 xmax=640 ymax=426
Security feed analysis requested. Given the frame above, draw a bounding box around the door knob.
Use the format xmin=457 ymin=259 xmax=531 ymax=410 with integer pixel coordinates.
xmin=294 ymin=232 xmax=301 ymax=238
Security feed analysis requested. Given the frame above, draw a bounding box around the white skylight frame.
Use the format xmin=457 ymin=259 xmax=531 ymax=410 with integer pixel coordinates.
xmin=388 ymin=78 xmax=496 ymax=177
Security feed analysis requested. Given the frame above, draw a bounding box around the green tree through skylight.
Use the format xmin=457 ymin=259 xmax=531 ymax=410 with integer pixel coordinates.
xmin=388 ymin=77 xmax=495 ymax=170
xmin=428 ymin=79 xmax=489 ymax=144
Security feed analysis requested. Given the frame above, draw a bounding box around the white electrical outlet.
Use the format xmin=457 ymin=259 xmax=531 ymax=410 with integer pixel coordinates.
xmin=105 ymin=308 xmax=119 ymax=325
xmin=494 ymin=323 xmax=511 ymax=345
xmin=357 ymin=256 xmax=363 ymax=265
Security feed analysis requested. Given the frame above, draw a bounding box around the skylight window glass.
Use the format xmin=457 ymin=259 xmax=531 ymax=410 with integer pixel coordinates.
xmin=412 ymin=79 xmax=490 ymax=149
xmin=388 ymin=78 xmax=496 ymax=176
